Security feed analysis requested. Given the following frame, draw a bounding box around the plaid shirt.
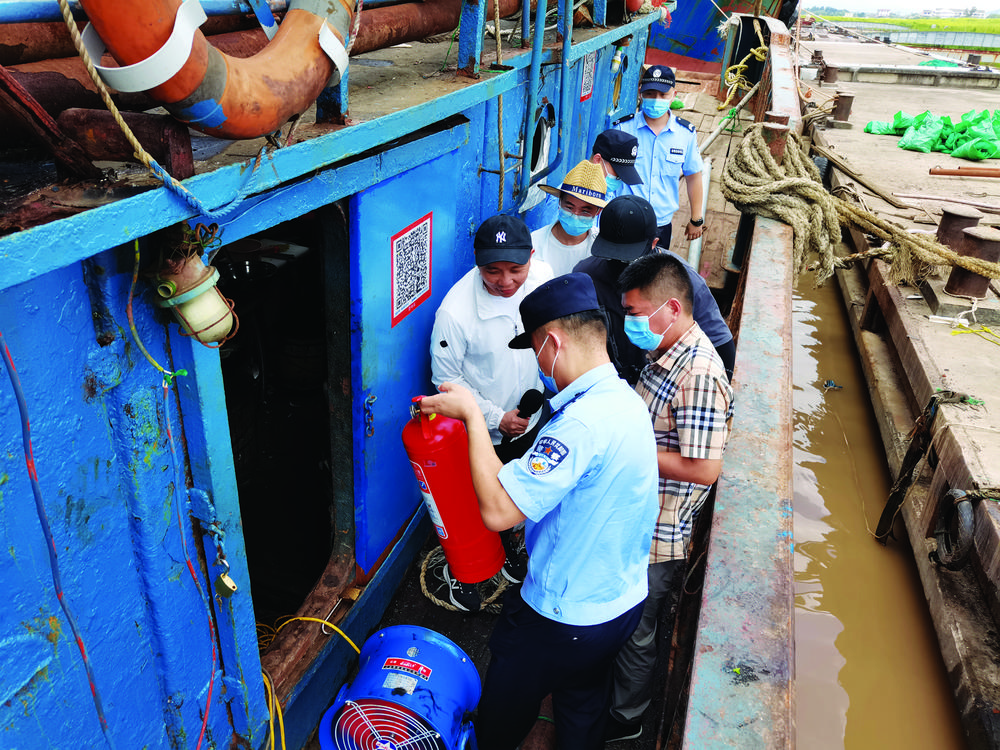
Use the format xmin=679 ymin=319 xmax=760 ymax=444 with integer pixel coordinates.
xmin=636 ymin=322 xmax=734 ymax=562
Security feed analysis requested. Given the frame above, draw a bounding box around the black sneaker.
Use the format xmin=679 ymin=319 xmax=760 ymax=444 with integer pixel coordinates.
xmin=501 ymin=555 xmax=527 ymax=583
xmin=500 ymin=527 xmax=528 ymax=583
xmin=604 ymin=717 xmax=641 ymax=743
xmin=443 ymin=564 xmax=481 ymax=612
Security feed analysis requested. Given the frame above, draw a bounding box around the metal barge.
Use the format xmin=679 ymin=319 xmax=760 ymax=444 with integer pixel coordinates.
xmin=1 ymin=1 xmax=799 ymax=747
xmin=805 ymin=49 xmax=1000 ymax=747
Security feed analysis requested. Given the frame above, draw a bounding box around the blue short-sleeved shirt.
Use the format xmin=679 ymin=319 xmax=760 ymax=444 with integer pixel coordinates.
xmin=617 ymin=113 xmax=703 ymax=227
xmin=498 ymin=363 xmax=659 ymax=626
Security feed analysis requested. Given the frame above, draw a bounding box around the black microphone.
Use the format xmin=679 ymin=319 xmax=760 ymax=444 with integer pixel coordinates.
xmin=501 ymin=388 xmax=544 ymax=444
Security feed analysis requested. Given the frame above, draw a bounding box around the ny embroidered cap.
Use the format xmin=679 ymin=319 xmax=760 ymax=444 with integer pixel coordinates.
xmin=592 ymin=130 xmax=642 ymax=186
xmin=591 ymin=195 xmax=658 ymax=261
xmin=539 ymin=160 xmax=609 ymax=208
xmin=509 ymin=273 xmax=601 ymax=349
xmin=474 ymin=214 xmax=533 ymax=266
xmin=639 ymin=64 xmax=676 ymax=94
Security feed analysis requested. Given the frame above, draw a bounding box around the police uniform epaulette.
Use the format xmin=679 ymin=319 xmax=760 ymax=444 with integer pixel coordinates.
xmin=675 ymin=117 xmax=695 ymax=132
xmin=616 ymin=113 xmax=637 ymax=124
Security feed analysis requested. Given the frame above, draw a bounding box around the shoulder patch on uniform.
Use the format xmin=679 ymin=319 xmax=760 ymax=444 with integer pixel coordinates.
xmin=676 ymin=117 xmax=695 ymax=132
xmin=527 ymin=436 xmax=570 ymax=475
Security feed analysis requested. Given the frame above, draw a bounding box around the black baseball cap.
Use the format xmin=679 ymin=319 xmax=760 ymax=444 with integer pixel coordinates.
xmin=474 ymin=214 xmax=533 ymax=266
xmin=640 ymin=65 xmax=676 ymax=93
xmin=591 ymin=195 xmax=658 ymax=261
xmin=592 ymin=130 xmax=642 ymax=186
xmin=509 ymin=273 xmax=601 ymax=349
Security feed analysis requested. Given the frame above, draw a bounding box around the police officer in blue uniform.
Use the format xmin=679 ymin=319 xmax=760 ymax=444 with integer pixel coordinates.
xmin=418 ymin=273 xmax=659 ymax=750
xmin=617 ymin=65 xmax=705 ymax=249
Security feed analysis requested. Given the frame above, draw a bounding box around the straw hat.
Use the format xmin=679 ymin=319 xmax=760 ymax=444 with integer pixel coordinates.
xmin=539 ymin=160 xmax=608 ymax=208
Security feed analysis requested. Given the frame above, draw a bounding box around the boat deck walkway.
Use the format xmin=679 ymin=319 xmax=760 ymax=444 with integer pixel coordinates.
xmin=811 ymin=65 xmax=1000 ymax=746
xmin=664 ymin=81 xmax=756 ymax=296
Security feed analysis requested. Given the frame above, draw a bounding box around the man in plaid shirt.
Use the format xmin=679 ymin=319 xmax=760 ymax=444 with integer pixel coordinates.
xmin=605 ymin=252 xmax=734 ymax=743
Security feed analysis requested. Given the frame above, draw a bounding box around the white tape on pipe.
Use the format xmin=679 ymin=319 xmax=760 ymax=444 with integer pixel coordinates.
xmin=82 ymin=0 xmax=208 ymax=93
xmin=318 ymin=20 xmax=350 ymax=80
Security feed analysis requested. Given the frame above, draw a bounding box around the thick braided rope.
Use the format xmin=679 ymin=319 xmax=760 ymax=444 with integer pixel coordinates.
xmin=721 ymin=123 xmax=1000 ymax=286
xmin=721 ymin=123 xmax=840 ymax=281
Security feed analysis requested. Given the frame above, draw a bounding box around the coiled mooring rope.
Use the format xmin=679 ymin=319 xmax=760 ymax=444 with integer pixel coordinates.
xmin=721 ymin=123 xmax=1000 ymax=286
xmin=419 ymin=546 xmax=509 ymax=614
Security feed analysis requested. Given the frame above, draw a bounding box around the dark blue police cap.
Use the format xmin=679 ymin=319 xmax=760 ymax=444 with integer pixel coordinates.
xmin=639 ymin=65 xmax=676 ymax=93
xmin=509 ymin=273 xmax=601 ymax=349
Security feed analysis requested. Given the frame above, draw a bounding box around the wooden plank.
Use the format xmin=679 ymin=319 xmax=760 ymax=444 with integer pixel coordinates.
xmin=811 ymin=141 xmax=909 ymax=210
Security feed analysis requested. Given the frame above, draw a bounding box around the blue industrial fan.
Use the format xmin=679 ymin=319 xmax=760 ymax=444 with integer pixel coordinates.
xmin=319 ymin=625 xmax=481 ymax=750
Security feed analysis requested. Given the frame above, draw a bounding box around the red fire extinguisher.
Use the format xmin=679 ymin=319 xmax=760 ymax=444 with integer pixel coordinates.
xmin=401 ymin=397 xmax=505 ymax=584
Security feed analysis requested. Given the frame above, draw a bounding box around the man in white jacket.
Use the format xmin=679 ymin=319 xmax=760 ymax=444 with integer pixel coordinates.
xmin=430 ymin=214 xmax=553 ymax=604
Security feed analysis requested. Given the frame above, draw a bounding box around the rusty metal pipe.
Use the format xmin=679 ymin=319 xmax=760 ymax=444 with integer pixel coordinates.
xmin=77 ymin=0 xmax=353 ymax=139
xmin=0 ymin=16 xmax=271 ymax=66
xmin=7 ymin=0 xmax=522 ymax=135
xmin=929 ymin=166 xmax=1000 ymax=178
xmin=352 ymin=0 xmax=522 ymax=56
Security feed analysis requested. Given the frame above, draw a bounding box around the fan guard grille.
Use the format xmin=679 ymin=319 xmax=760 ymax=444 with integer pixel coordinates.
xmin=330 ymin=698 xmax=448 ymax=750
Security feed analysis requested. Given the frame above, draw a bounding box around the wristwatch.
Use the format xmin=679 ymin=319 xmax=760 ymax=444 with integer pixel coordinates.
xmin=689 ymin=218 xmax=704 ymax=226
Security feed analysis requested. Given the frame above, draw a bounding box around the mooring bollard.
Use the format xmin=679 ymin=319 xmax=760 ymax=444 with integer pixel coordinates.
xmin=761 ymin=122 xmax=790 ymax=165
xmin=944 ymin=225 xmax=1000 ymax=299
xmin=936 ymin=205 xmax=983 ymax=250
xmin=830 ymin=91 xmax=854 ymax=123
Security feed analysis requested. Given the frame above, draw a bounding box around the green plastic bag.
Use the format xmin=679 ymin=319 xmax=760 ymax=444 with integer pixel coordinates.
xmin=892 ymin=111 xmax=914 ymax=133
xmin=933 ymin=116 xmax=954 ymax=152
xmin=899 ymin=114 xmax=943 ymax=153
xmin=950 ymin=138 xmax=1000 ymax=161
xmin=864 ymin=120 xmax=897 ymax=135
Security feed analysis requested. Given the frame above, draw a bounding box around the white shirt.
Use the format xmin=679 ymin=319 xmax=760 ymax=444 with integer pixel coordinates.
xmin=430 ymin=261 xmax=554 ymax=444
xmin=531 ymin=224 xmax=597 ymax=277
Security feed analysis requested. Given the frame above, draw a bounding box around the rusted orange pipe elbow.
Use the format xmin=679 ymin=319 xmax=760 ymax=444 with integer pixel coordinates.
xmin=78 ymin=0 xmax=353 ymax=139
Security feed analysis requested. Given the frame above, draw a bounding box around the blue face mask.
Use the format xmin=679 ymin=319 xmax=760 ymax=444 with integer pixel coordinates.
xmin=604 ymin=175 xmax=623 ymax=196
xmin=641 ymin=97 xmax=672 ymax=119
xmin=557 ymin=208 xmax=595 ymax=238
xmin=536 ymin=334 xmax=560 ymax=393
xmin=624 ymin=299 xmax=673 ymax=351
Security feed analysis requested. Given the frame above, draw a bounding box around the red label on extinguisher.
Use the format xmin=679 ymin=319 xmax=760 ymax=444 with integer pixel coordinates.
xmin=410 ymin=461 xmax=448 ymax=539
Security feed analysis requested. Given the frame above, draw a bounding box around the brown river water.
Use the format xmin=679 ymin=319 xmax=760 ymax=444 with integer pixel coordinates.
xmin=792 ymin=282 xmax=967 ymax=749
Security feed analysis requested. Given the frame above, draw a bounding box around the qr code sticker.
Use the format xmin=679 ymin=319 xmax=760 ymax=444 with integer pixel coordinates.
xmin=580 ymin=51 xmax=596 ymax=102
xmin=391 ymin=212 xmax=433 ymax=326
